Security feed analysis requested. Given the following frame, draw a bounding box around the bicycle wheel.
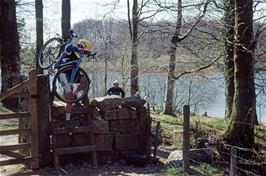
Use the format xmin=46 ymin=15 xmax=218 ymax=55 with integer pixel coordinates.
xmin=38 ymin=37 xmax=62 ymax=69
xmin=52 ymin=65 xmax=90 ymax=103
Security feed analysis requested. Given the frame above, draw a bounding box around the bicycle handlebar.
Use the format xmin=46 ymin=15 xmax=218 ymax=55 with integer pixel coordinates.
xmin=87 ymin=52 xmax=97 ymax=60
xmin=69 ymin=29 xmax=78 ymax=38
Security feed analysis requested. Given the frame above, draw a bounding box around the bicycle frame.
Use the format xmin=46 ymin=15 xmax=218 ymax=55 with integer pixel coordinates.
xmin=55 ymin=59 xmax=81 ymax=84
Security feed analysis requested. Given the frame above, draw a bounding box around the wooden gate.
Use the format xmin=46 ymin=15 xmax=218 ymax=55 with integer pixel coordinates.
xmin=0 ymin=70 xmax=39 ymax=169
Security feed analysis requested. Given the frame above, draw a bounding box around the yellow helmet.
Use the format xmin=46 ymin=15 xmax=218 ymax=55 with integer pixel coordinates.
xmin=113 ymin=80 xmax=119 ymax=85
xmin=78 ymin=39 xmax=92 ymax=50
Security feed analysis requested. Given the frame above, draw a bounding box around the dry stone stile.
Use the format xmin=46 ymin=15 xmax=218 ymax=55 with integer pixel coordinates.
xmin=51 ymin=95 xmax=151 ymax=165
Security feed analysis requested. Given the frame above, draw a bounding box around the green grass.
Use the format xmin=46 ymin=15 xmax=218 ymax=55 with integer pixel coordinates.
xmin=161 ymin=167 xmax=186 ymax=176
xmin=161 ymin=164 xmax=225 ymax=176
xmin=151 ymin=114 xmax=182 ymax=126
xmin=0 ymin=119 xmax=18 ymax=131
xmin=192 ymin=163 xmax=225 ymax=176
xmin=0 ymin=103 xmax=11 ymax=113
xmin=153 ymin=113 xmax=264 ymax=176
xmin=255 ymin=125 xmax=266 ymax=138
xmin=151 ymin=114 xmax=227 ymax=149
xmin=190 ymin=116 xmax=228 ymax=132
xmin=152 ymin=114 xmax=228 ymax=133
xmin=0 ymin=103 xmax=18 ymax=130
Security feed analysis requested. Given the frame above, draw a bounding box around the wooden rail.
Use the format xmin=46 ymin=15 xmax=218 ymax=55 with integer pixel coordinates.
xmin=0 ymin=112 xmax=29 ymax=120
xmin=0 ymin=128 xmax=30 ymax=136
xmin=0 ymin=70 xmax=39 ymax=169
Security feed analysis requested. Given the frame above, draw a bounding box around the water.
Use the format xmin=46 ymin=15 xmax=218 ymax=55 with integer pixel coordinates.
xmin=1 ymin=70 xmax=265 ymax=123
xmin=87 ymin=72 xmax=266 ymax=123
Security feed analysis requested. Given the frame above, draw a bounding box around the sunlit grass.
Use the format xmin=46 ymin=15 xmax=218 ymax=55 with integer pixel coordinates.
xmin=192 ymin=163 xmax=225 ymax=176
xmin=161 ymin=163 xmax=224 ymax=176
xmin=161 ymin=167 xmax=186 ymax=176
xmin=0 ymin=103 xmax=10 ymax=113
xmin=0 ymin=103 xmax=18 ymax=131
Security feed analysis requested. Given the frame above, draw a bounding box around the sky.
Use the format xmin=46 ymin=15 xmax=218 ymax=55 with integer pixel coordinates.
xmin=18 ymin=0 xmax=266 ymax=43
xmin=19 ymin=0 xmax=128 ymax=42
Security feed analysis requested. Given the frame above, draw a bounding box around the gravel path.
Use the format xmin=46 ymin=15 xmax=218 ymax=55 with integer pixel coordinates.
xmin=0 ymin=162 xmax=164 ymax=176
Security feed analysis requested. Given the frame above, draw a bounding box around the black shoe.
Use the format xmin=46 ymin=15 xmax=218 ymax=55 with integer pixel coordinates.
xmin=73 ymin=102 xmax=82 ymax=107
xmin=82 ymin=96 xmax=90 ymax=106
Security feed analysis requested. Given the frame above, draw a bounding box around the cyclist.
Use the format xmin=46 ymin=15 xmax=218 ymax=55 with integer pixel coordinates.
xmin=107 ymin=80 xmax=125 ymax=98
xmin=58 ymin=38 xmax=92 ymax=121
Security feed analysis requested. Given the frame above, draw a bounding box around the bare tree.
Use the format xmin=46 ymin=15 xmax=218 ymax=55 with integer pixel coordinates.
xmin=127 ymin=0 xmax=162 ymax=95
xmin=127 ymin=0 xmax=139 ymax=95
xmin=62 ymin=0 xmax=71 ymax=41
xmin=35 ymin=0 xmax=43 ymax=74
xmin=222 ymin=0 xmax=235 ymax=119
xmin=224 ymin=0 xmax=256 ymax=148
xmin=161 ymin=0 xmax=210 ymax=115
xmin=0 ymin=0 xmax=21 ymax=92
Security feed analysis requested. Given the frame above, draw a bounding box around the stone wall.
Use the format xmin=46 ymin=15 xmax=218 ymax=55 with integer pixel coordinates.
xmin=52 ymin=96 xmax=151 ymax=165
xmin=91 ymin=96 xmax=151 ymax=164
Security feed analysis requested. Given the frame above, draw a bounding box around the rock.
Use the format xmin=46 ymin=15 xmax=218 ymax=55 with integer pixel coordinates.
xmin=166 ymin=150 xmax=183 ymax=168
xmin=115 ymin=133 xmax=139 ymax=150
xmin=195 ymin=137 xmax=209 ymax=148
xmin=126 ymin=154 xmax=149 ymax=167
xmin=91 ymin=95 xmax=122 ymax=110
xmin=168 ymin=160 xmax=183 ymax=168
xmin=92 ymin=118 xmax=110 ymax=134
xmin=122 ymin=97 xmax=146 ymax=108
xmin=190 ymin=148 xmax=214 ymax=164
xmin=109 ymin=120 xmax=136 ymax=133
xmin=167 ymin=150 xmax=183 ymax=163
xmin=95 ymin=134 xmax=114 ymax=151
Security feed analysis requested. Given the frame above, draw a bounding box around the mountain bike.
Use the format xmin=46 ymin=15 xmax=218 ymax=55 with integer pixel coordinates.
xmin=38 ymin=30 xmax=96 ymax=103
xmin=38 ymin=29 xmax=77 ymax=69
xmin=52 ymin=52 xmax=96 ymax=103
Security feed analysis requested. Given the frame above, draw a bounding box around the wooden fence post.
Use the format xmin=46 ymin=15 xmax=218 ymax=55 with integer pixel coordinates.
xmin=230 ymin=147 xmax=237 ymax=176
xmin=28 ymin=70 xmax=39 ymax=169
xmin=153 ymin=121 xmax=160 ymax=159
xmin=183 ymin=105 xmax=190 ymax=171
xmin=37 ymin=74 xmax=53 ymax=166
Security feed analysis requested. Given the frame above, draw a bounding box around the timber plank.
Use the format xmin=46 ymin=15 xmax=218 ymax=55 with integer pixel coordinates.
xmin=0 ymin=143 xmax=31 ymax=152
xmin=0 ymin=128 xmax=30 ymax=136
xmin=0 ymin=80 xmax=28 ymax=101
xmin=28 ymin=70 xmax=39 ymax=169
xmin=53 ymin=101 xmax=66 ymax=108
xmin=54 ymin=126 xmax=92 ymax=135
xmin=0 ymin=157 xmax=34 ymax=166
xmin=55 ymin=145 xmax=96 ymax=155
xmin=0 ymin=151 xmax=26 ymax=159
xmin=0 ymin=112 xmax=29 ymax=120
xmin=11 ymin=92 xmax=29 ymax=98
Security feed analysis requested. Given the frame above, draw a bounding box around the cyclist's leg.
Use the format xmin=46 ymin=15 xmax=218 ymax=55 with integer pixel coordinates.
xmin=59 ymin=73 xmax=72 ymax=94
xmin=59 ymin=73 xmax=73 ymax=120
xmin=73 ymin=72 xmax=89 ymax=96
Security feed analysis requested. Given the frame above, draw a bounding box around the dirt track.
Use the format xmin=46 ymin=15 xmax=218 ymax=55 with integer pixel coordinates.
xmin=0 ymin=162 xmax=164 ymax=176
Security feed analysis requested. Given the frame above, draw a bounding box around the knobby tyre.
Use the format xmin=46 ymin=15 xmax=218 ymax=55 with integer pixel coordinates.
xmin=52 ymin=65 xmax=90 ymax=103
xmin=38 ymin=37 xmax=62 ymax=69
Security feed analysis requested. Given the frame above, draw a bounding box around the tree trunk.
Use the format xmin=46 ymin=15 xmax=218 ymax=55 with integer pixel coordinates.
xmin=61 ymin=0 xmax=71 ymax=41
xmin=224 ymin=0 xmax=255 ymax=148
xmin=130 ymin=0 xmax=139 ymax=95
xmin=35 ymin=0 xmax=43 ymax=74
xmin=163 ymin=0 xmax=182 ymax=115
xmin=104 ymin=42 xmax=108 ymax=95
xmin=164 ymin=40 xmax=177 ymax=115
xmin=223 ymin=0 xmax=235 ymax=119
xmin=0 ymin=0 xmax=21 ymax=92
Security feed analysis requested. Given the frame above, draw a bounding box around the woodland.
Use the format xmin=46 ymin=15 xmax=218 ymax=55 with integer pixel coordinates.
xmin=0 ymin=0 xmax=266 ymax=175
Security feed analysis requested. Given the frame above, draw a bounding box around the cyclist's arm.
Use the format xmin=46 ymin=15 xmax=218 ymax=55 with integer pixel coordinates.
xmin=106 ymin=88 xmax=112 ymax=95
xmin=120 ymin=88 xmax=125 ymax=98
xmin=79 ymin=48 xmax=90 ymax=52
xmin=65 ymin=43 xmax=78 ymax=54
